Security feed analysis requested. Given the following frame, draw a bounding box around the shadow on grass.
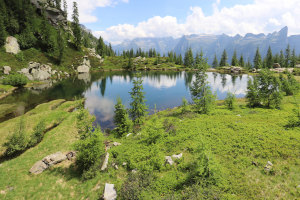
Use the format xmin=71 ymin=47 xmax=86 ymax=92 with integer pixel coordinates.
xmin=47 ymin=163 xmax=81 ymax=182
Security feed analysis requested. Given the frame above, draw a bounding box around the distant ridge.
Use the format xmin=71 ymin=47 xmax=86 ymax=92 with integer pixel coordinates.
xmin=113 ymin=27 xmax=300 ymax=63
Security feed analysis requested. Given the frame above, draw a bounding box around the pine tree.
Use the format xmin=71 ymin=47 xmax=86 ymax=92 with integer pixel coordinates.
xmin=239 ymin=54 xmax=245 ymax=67
xmin=190 ymin=68 xmax=216 ymax=114
xmin=55 ymin=0 xmax=61 ymax=9
xmin=212 ymin=54 xmax=219 ymax=68
xmin=57 ymin=27 xmax=65 ymax=64
xmin=291 ymin=48 xmax=296 ymax=68
xmin=176 ymin=54 xmax=183 ymax=65
xmin=279 ymin=50 xmax=285 ymax=67
xmin=253 ymin=47 xmax=262 ymax=69
xmin=231 ymin=49 xmax=238 ymax=66
xmin=114 ymin=98 xmax=132 ymax=137
xmin=129 ymin=73 xmax=148 ymax=127
xmin=63 ymin=0 xmax=67 ymax=17
xmin=285 ymin=44 xmax=291 ymax=68
xmin=219 ymin=49 xmax=228 ymax=67
xmin=184 ymin=48 xmax=194 ymax=67
xmin=0 ymin=15 xmax=6 ymax=47
xmin=266 ymin=46 xmax=273 ymax=68
xmin=72 ymin=2 xmax=81 ymax=50
xmin=96 ymin=36 xmax=106 ymax=56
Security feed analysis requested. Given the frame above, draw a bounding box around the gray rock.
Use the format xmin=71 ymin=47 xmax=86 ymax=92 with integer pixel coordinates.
xmin=29 ymin=160 xmax=48 ymax=174
xmin=132 ymin=169 xmax=137 ymax=173
xmin=267 ymin=161 xmax=273 ymax=166
xmin=28 ymin=62 xmax=40 ymax=70
xmin=83 ymin=56 xmax=91 ymax=68
xmin=77 ymin=65 xmax=90 ymax=73
xmin=4 ymin=36 xmax=20 ymax=55
xmin=113 ymin=142 xmax=121 ymax=146
xmin=103 ymin=183 xmax=117 ymax=200
xmin=42 ymin=152 xmax=67 ymax=166
xmin=172 ymin=153 xmax=183 ymax=160
xmin=32 ymin=70 xmax=51 ymax=81
xmin=20 ymin=68 xmax=29 ymax=74
xmin=3 ymin=66 xmax=11 ymax=75
xmin=126 ymin=133 xmax=132 ymax=137
xmin=165 ymin=156 xmax=174 ymax=165
xmin=101 ymin=153 xmax=109 ymax=171
xmin=122 ymin=162 xmax=127 ymax=166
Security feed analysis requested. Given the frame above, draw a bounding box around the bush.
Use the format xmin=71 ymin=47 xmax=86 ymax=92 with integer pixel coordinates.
xmin=181 ymin=97 xmax=189 ymax=114
xmin=28 ymin=120 xmax=46 ymax=147
xmin=224 ymin=92 xmax=236 ymax=110
xmin=114 ymin=97 xmax=132 ymax=137
xmin=3 ymin=118 xmax=28 ymax=157
xmin=2 ymin=74 xmax=28 ymax=87
xmin=279 ymin=73 xmax=300 ymax=96
xmin=74 ymin=127 xmax=105 ymax=174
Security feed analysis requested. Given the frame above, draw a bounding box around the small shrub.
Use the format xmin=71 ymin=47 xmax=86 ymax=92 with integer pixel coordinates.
xmin=28 ymin=120 xmax=46 ymax=147
xmin=15 ymin=51 xmax=24 ymax=61
xmin=3 ymin=117 xmax=28 ymax=157
xmin=114 ymin=97 xmax=132 ymax=137
xmin=181 ymin=97 xmax=189 ymax=114
xmin=224 ymin=92 xmax=236 ymax=110
xmin=2 ymin=73 xmax=28 ymax=87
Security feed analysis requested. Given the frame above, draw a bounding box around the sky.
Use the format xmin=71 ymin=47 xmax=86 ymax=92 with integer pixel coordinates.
xmin=66 ymin=0 xmax=300 ymax=44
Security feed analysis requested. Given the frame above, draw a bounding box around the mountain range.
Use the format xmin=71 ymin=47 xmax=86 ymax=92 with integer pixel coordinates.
xmin=113 ymin=27 xmax=300 ymax=64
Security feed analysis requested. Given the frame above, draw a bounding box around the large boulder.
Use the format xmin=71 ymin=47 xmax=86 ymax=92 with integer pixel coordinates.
xmin=29 ymin=160 xmax=48 ymax=174
xmin=103 ymin=183 xmax=117 ymax=200
xmin=77 ymin=65 xmax=90 ymax=73
xmin=4 ymin=36 xmax=20 ymax=55
xmin=3 ymin=66 xmax=11 ymax=75
xmin=32 ymin=70 xmax=51 ymax=81
xmin=42 ymin=152 xmax=67 ymax=166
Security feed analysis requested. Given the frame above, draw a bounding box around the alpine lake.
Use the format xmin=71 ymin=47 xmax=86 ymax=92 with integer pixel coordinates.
xmin=0 ymin=71 xmax=252 ymax=129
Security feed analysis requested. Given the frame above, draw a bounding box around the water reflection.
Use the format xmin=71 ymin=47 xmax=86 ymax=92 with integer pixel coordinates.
xmin=0 ymin=71 xmax=251 ymax=128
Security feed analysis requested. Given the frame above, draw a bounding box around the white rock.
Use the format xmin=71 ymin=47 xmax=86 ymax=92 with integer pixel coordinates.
xmin=20 ymin=68 xmax=29 ymax=74
xmin=126 ymin=133 xmax=132 ymax=137
xmin=165 ymin=156 xmax=174 ymax=165
xmin=122 ymin=162 xmax=127 ymax=166
xmin=77 ymin=65 xmax=90 ymax=73
xmin=103 ymin=183 xmax=117 ymax=200
xmin=132 ymin=169 xmax=137 ymax=173
xmin=172 ymin=153 xmax=183 ymax=160
xmin=267 ymin=161 xmax=273 ymax=166
xmin=32 ymin=70 xmax=51 ymax=81
xmin=113 ymin=142 xmax=121 ymax=146
xmin=4 ymin=36 xmax=20 ymax=55
xmin=101 ymin=153 xmax=109 ymax=171
xmin=3 ymin=66 xmax=11 ymax=75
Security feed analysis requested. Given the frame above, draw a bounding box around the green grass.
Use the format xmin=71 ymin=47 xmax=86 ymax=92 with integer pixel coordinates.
xmin=0 ymin=96 xmax=299 ymax=199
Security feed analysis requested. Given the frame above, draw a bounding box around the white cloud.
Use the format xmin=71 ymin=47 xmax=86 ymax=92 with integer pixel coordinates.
xmin=66 ymin=0 xmax=129 ymax=23
xmin=93 ymin=0 xmax=300 ymax=44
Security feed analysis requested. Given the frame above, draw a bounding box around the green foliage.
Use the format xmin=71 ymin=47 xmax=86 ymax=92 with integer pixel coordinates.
xmin=0 ymin=15 xmax=6 ymax=47
xmin=266 ymin=46 xmax=273 ymax=68
xmin=181 ymin=97 xmax=189 ymax=114
xmin=219 ymin=49 xmax=228 ymax=67
xmin=184 ymin=48 xmax=194 ymax=67
xmin=239 ymin=54 xmax=245 ymax=67
xmin=231 ymin=49 xmax=238 ymax=66
xmin=279 ymin=72 xmax=300 ymax=96
xmin=285 ymin=44 xmax=291 ymax=68
xmin=28 ymin=120 xmax=46 ymax=147
xmin=15 ymin=51 xmax=24 ymax=61
xmin=212 ymin=53 xmax=219 ymax=68
xmin=3 ymin=117 xmax=27 ymax=157
xmin=246 ymin=70 xmax=283 ymax=108
xmin=72 ymin=2 xmax=82 ymax=50
xmin=76 ymin=106 xmax=95 ymax=139
xmin=224 ymin=92 xmax=236 ymax=110
xmin=114 ymin=97 xmax=132 ymax=137
xmin=254 ymin=47 xmax=262 ymax=69
xmin=74 ymin=127 xmax=105 ymax=175
xmin=2 ymin=73 xmax=28 ymax=87
xmin=190 ymin=71 xmax=216 ymax=114
xmin=129 ymin=73 xmax=148 ymax=127
xmin=17 ymin=25 xmax=37 ymax=49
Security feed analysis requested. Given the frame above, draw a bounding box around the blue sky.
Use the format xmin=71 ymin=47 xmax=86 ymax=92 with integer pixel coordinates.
xmin=68 ymin=0 xmax=300 ymax=44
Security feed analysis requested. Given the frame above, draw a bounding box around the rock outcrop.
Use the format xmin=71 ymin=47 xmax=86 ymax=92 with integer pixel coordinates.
xmin=77 ymin=56 xmax=91 ymax=73
xmin=87 ymin=48 xmax=104 ymax=63
xmin=3 ymin=66 xmax=11 ymax=75
xmin=19 ymin=62 xmax=52 ymax=81
xmin=103 ymin=183 xmax=117 ymax=200
xmin=29 ymin=151 xmax=76 ymax=174
xmin=4 ymin=36 xmax=20 ymax=55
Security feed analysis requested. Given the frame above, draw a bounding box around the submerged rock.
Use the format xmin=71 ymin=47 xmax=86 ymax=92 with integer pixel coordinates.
xmin=103 ymin=183 xmax=117 ymax=200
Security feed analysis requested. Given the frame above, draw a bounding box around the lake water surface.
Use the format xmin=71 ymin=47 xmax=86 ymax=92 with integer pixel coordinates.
xmin=0 ymin=71 xmax=251 ymax=129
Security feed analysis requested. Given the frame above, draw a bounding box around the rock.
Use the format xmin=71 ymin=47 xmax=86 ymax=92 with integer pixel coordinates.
xmin=83 ymin=56 xmax=91 ymax=68
xmin=101 ymin=153 xmax=109 ymax=171
xmin=42 ymin=152 xmax=67 ymax=166
xmin=273 ymin=63 xmax=281 ymax=68
xmin=230 ymin=66 xmax=242 ymax=73
xmin=29 ymin=160 xmax=48 ymax=174
xmin=51 ymin=70 xmax=57 ymax=75
xmin=4 ymin=36 xmax=20 ymax=55
xmin=126 ymin=133 xmax=132 ymax=137
xmin=20 ymin=68 xmax=29 ymax=74
xmin=295 ymin=64 xmax=300 ymax=68
xmin=122 ymin=162 xmax=127 ymax=166
xmin=165 ymin=156 xmax=174 ymax=165
xmin=77 ymin=65 xmax=90 ymax=73
xmin=66 ymin=151 xmax=76 ymax=160
xmin=3 ymin=66 xmax=11 ymax=75
xmin=237 ymin=114 xmax=241 ymax=117
xmin=28 ymin=62 xmax=40 ymax=70
xmin=64 ymin=72 xmax=69 ymax=77
xmin=267 ymin=161 xmax=273 ymax=166
xmin=32 ymin=70 xmax=51 ymax=81
xmin=113 ymin=142 xmax=121 ymax=146
xmin=132 ymin=169 xmax=137 ymax=173
xmin=103 ymin=183 xmax=117 ymax=200
xmin=172 ymin=153 xmax=183 ymax=160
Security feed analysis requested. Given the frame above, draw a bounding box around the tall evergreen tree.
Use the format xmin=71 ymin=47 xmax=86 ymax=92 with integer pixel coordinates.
xmin=219 ymin=49 xmax=228 ymax=67
xmin=129 ymin=73 xmax=148 ymax=126
xmin=0 ymin=15 xmax=6 ymax=47
xmin=96 ymin=36 xmax=105 ymax=56
xmin=72 ymin=2 xmax=81 ymax=50
xmin=114 ymin=98 xmax=132 ymax=137
xmin=184 ymin=48 xmax=194 ymax=67
xmin=212 ymin=54 xmax=219 ymax=68
xmin=279 ymin=50 xmax=285 ymax=67
xmin=266 ymin=46 xmax=273 ymax=68
xmin=63 ymin=0 xmax=67 ymax=17
xmin=253 ymin=47 xmax=262 ymax=69
xmin=291 ymin=48 xmax=296 ymax=68
xmin=55 ymin=0 xmax=61 ymax=9
xmin=231 ymin=49 xmax=238 ymax=66
xmin=239 ymin=54 xmax=245 ymax=67
xmin=57 ymin=27 xmax=65 ymax=64
xmin=285 ymin=44 xmax=291 ymax=68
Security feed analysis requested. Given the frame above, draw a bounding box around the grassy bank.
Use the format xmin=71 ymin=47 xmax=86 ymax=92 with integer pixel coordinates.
xmin=0 ymin=95 xmax=299 ymax=199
